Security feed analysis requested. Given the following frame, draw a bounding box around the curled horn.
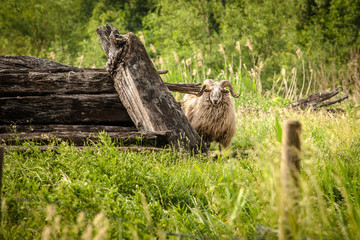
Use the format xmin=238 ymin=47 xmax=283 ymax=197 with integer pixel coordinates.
xmin=197 ymin=79 xmax=215 ymax=97
xmin=220 ymin=80 xmax=240 ymax=98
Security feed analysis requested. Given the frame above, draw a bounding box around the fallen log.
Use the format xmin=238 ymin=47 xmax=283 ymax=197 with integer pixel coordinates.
xmin=0 ymin=70 xmax=114 ymax=97
xmin=286 ymin=87 xmax=348 ymax=110
xmin=0 ymin=124 xmax=137 ymax=134
xmin=0 ymin=55 xmax=203 ymax=149
xmin=96 ymin=24 xmax=205 ymax=153
xmin=0 ymin=54 xmax=200 ymax=96
xmin=0 ymin=68 xmax=202 ymax=97
xmin=315 ymin=94 xmax=348 ymax=108
xmin=0 ymin=55 xmax=79 ymax=71
xmin=0 ymin=94 xmax=132 ymax=125
xmin=0 ymin=130 xmax=171 ymax=146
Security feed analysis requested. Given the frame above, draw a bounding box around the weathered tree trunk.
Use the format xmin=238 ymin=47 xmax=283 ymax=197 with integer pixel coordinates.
xmin=0 ymin=94 xmax=132 ymax=125
xmin=0 ymin=124 xmax=137 ymax=134
xmin=96 ymin=23 xmax=205 ymax=153
xmin=0 ymin=55 xmax=79 ymax=70
xmin=0 ymin=70 xmax=114 ymax=97
xmin=0 ymin=68 xmax=201 ymax=97
xmin=0 ymin=55 xmax=203 ymax=148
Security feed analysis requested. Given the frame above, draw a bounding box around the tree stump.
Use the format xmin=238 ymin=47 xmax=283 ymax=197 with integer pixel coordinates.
xmin=96 ymin=23 xmax=205 ymax=153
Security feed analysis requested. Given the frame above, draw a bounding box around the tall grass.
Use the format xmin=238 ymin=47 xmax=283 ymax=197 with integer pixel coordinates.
xmin=146 ymin=38 xmax=359 ymax=105
xmin=1 ymin=108 xmax=359 ymax=239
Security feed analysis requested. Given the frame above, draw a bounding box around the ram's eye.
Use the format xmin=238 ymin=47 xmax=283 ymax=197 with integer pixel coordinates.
xmin=221 ymin=89 xmax=229 ymax=93
xmin=205 ymin=89 xmax=211 ymax=92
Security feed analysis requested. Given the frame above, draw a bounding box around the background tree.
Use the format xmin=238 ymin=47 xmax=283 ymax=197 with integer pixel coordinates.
xmin=1 ymin=0 xmax=359 ymax=95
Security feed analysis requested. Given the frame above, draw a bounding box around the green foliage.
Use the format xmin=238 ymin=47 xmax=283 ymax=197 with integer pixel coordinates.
xmin=1 ymin=0 xmax=359 ymax=97
xmin=0 ymin=0 xmax=96 ymax=64
xmin=143 ymin=0 xmax=221 ymax=60
xmin=296 ymin=0 xmax=360 ymax=58
xmin=78 ymin=0 xmax=155 ymax=68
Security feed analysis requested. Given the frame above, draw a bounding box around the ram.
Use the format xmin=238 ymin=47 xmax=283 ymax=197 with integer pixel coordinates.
xmin=182 ymin=79 xmax=239 ymax=156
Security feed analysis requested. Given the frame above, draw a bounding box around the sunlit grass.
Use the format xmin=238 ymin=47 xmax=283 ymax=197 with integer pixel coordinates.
xmin=1 ymin=105 xmax=359 ymax=239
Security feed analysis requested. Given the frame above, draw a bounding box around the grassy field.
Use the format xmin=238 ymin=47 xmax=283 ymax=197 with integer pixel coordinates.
xmin=1 ymin=92 xmax=360 ymax=239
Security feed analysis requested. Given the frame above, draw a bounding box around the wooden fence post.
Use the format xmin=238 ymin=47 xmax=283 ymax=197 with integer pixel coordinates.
xmin=279 ymin=120 xmax=301 ymax=240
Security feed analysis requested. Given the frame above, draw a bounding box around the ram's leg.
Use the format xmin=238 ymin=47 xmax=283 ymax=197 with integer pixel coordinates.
xmin=219 ymin=144 xmax=223 ymax=157
xmin=213 ymin=144 xmax=223 ymax=161
xmin=204 ymin=141 xmax=210 ymax=155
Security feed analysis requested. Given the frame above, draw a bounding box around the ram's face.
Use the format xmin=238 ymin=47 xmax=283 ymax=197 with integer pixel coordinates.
xmin=209 ymin=83 xmax=227 ymax=105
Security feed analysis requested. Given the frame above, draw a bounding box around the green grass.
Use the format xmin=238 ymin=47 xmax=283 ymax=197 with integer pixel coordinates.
xmin=1 ymin=98 xmax=360 ymax=239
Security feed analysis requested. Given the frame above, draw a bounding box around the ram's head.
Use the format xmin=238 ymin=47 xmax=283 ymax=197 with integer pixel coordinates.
xmin=197 ymin=79 xmax=239 ymax=105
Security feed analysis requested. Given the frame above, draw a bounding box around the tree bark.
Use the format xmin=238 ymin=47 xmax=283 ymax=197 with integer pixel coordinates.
xmin=96 ymin=24 xmax=205 ymax=153
xmin=0 ymin=55 xmax=79 ymax=71
xmin=0 ymin=70 xmax=114 ymax=97
xmin=0 ymin=94 xmax=132 ymax=125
